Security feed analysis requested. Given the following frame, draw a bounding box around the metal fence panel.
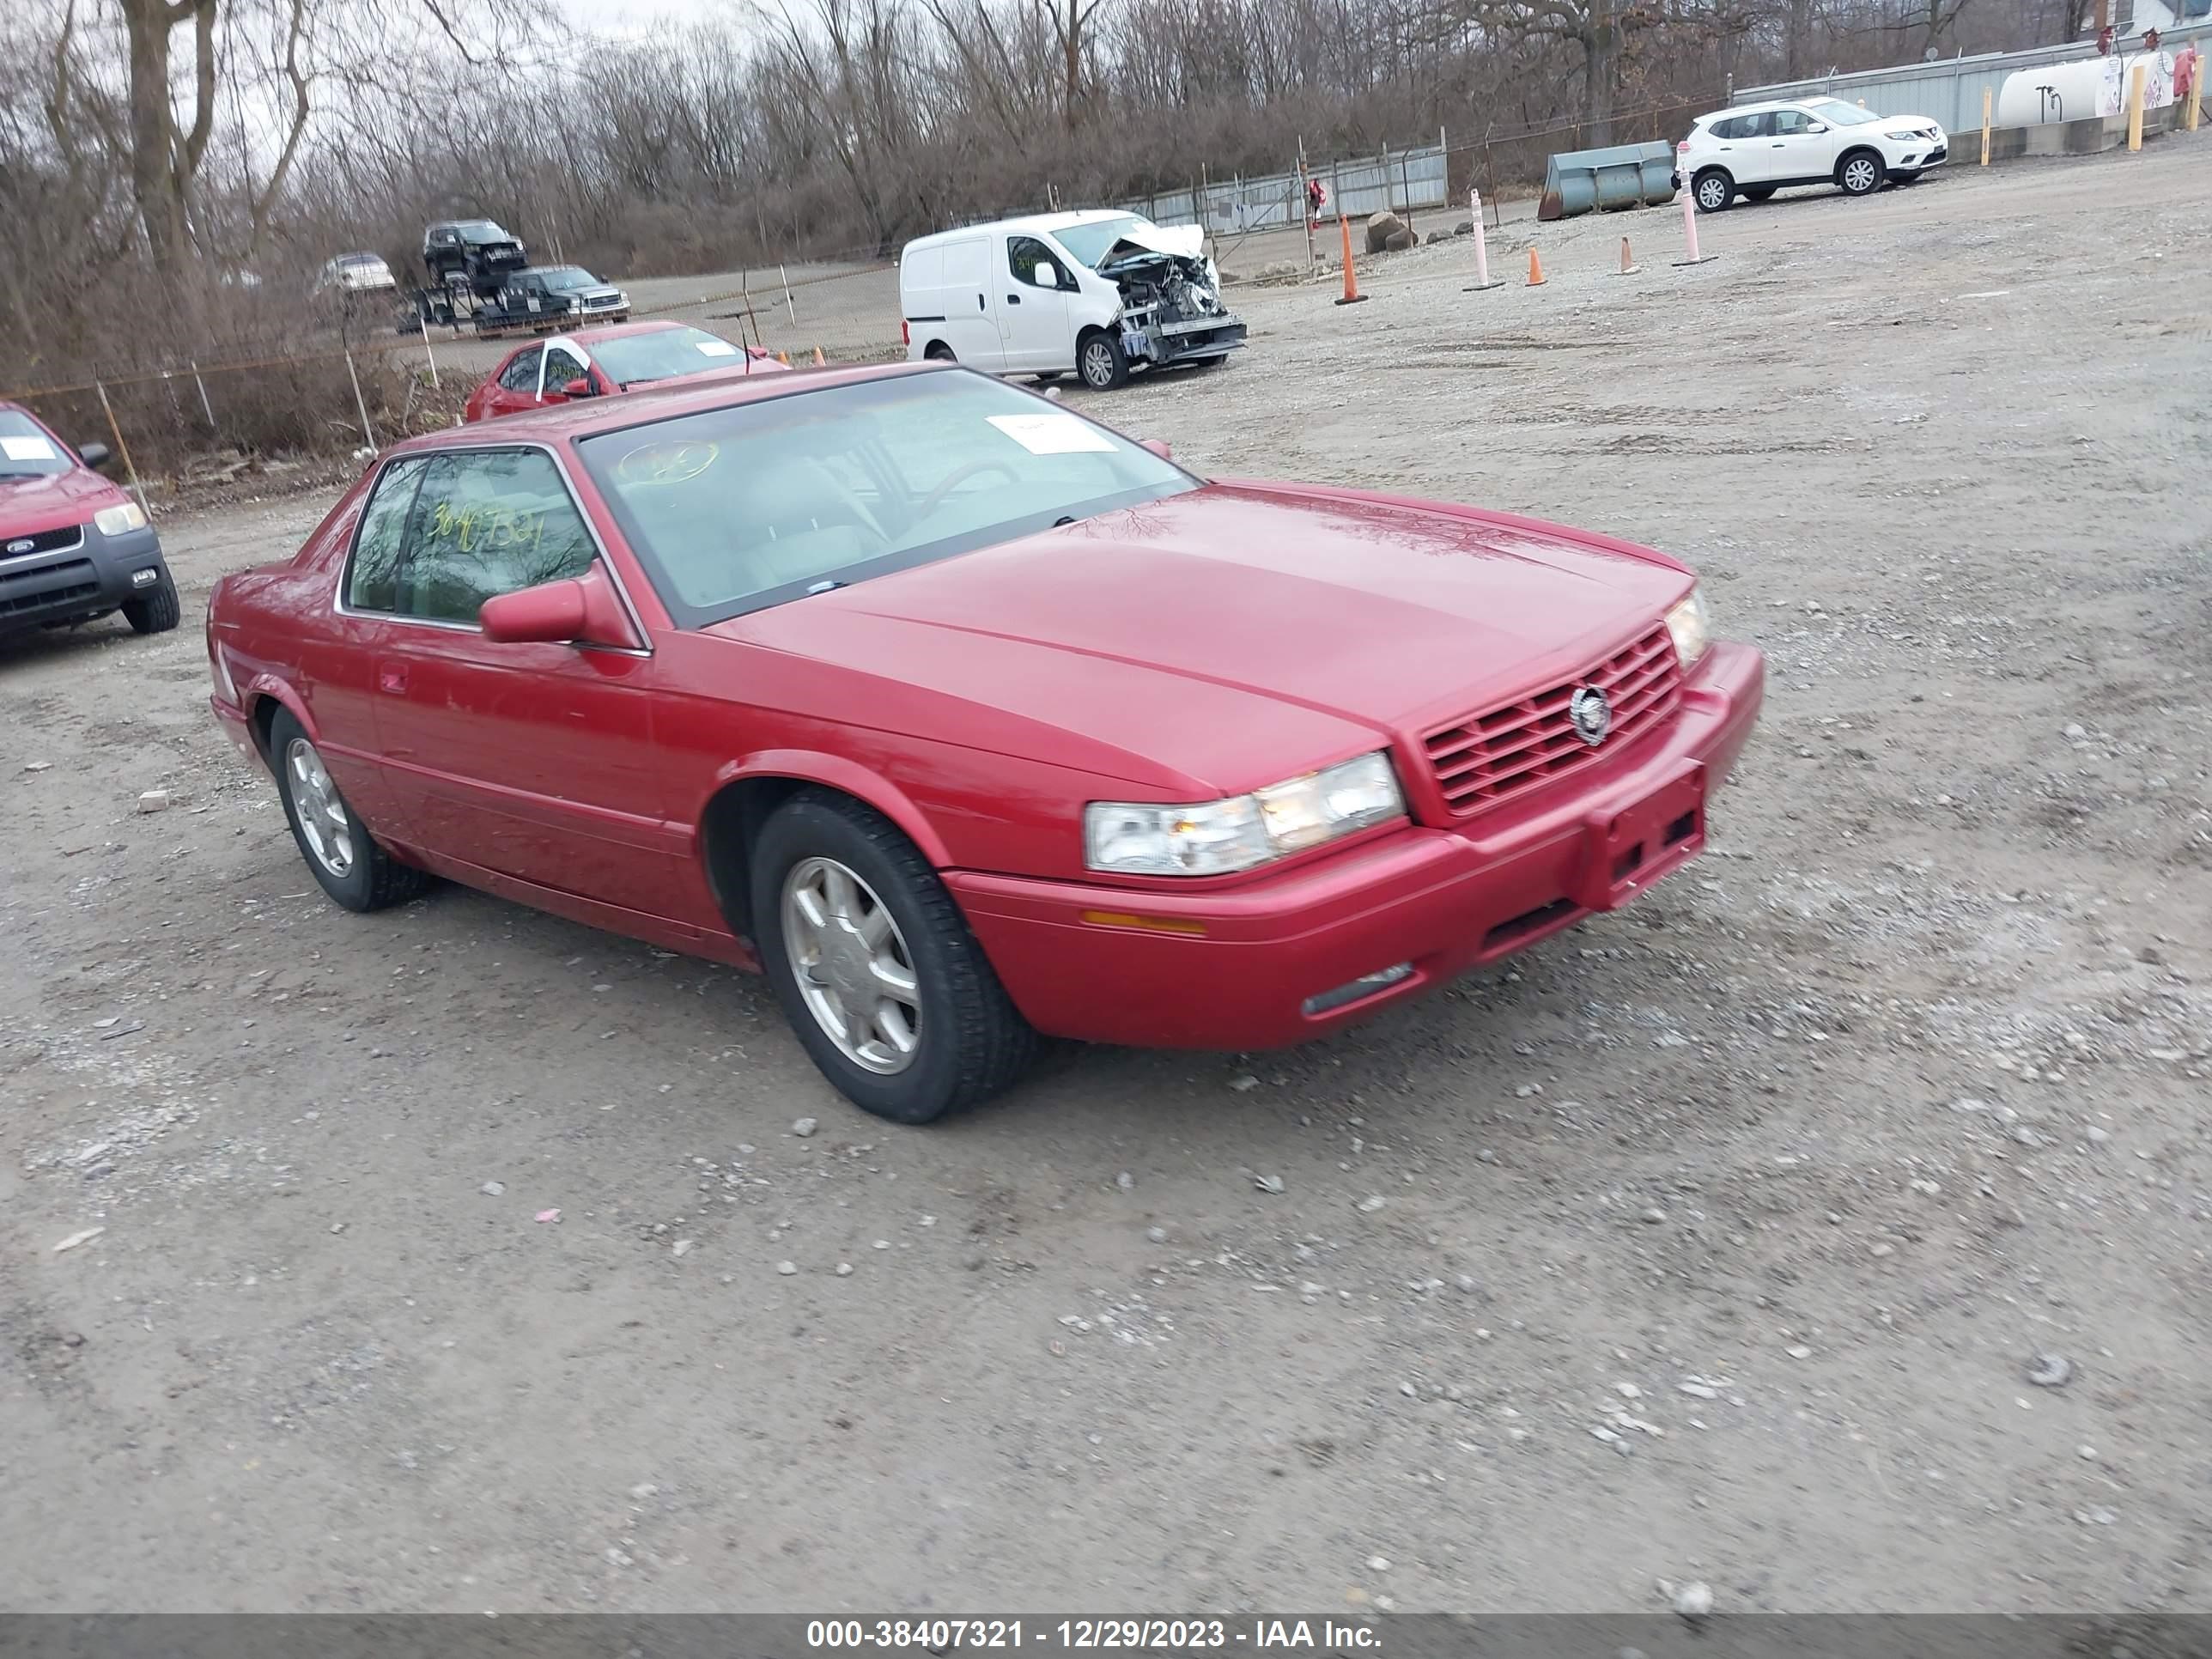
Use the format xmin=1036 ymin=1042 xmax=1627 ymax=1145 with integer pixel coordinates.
xmin=1737 ymin=20 xmax=2212 ymax=132
xmin=1113 ymin=144 xmax=1452 ymax=230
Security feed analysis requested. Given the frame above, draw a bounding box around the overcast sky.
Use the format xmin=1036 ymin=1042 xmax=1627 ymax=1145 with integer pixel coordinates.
xmin=561 ymin=0 xmax=736 ymax=40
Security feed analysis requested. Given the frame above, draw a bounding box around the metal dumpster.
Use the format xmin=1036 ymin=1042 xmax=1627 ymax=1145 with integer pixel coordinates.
xmin=1537 ymin=141 xmax=1679 ymax=221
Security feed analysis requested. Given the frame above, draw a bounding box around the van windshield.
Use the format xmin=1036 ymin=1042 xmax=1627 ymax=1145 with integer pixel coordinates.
xmin=577 ymin=368 xmax=1194 ymax=627
xmin=1050 ymin=216 xmax=1151 ymax=269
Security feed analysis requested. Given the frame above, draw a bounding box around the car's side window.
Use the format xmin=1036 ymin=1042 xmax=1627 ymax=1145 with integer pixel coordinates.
xmin=497 ymin=346 xmax=543 ymax=392
xmin=543 ymin=346 xmax=587 ymax=393
xmin=1773 ymin=108 xmax=1814 ymax=135
xmin=1008 ymin=235 xmax=1067 ymax=291
xmin=1741 ymin=112 xmax=1775 ymax=137
xmin=344 ymin=456 xmax=433 ymax=612
xmin=394 ymin=448 xmax=598 ymax=626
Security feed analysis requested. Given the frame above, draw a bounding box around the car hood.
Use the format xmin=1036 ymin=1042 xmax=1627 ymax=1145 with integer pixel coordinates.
xmin=0 ymin=467 xmax=121 ymax=535
xmin=1097 ymin=223 xmax=1206 ymax=265
xmin=715 ymin=483 xmax=1691 ymax=796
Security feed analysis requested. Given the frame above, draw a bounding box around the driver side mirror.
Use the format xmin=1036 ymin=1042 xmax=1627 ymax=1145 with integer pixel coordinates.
xmin=77 ymin=441 xmax=112 ymax=471
xmin=1807 ymin=121 xmax=1829 ymax=132
xmin=1139 ymin=438 xmax=1172 ymax=460
xmin=478 ymin=563 xmax=642 ymax=650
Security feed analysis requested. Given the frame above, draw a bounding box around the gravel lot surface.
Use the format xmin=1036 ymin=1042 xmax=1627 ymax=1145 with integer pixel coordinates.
xmin=3 ymin=143 xmax=2208 ymax=1616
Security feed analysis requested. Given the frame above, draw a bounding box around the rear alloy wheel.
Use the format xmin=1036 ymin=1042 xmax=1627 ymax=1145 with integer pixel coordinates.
xmin=123 ymin=572 xmax=180 ymax=635
xmin=1693 ymin=169 xmax=1735 ymax=213
xmin=1078 ymin=330 xmax=1128 ymax=391
xmin=1838 ymin=151 xmax=1884 ymax=197
xmin=752 ymin=789 xmax=1037 ymax=1124
xmin=268 ymin=708 xmax=428 ymax=913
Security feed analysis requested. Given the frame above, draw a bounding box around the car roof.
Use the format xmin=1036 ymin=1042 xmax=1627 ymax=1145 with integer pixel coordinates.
xmin=906 ymin=208 xmax=1139 ymax=250
xmin=432 ymin=361 xmax=939 ymax=448
xmin=1701 ymin=95 xmax=1849 ymax=118
xmin=501 ymin=319 xmax=684 ymax=354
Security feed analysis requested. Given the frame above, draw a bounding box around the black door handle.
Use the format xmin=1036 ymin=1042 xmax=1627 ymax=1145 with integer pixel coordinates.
xmin=975 ymin=294 xmax=985 ymax=310
xmin=1006 ymin=293 xmax=1021 ymax=304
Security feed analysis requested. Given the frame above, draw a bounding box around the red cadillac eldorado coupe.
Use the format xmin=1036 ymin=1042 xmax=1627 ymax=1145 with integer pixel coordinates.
xmin=206 ymin=362 xmax=1763 ymax=1122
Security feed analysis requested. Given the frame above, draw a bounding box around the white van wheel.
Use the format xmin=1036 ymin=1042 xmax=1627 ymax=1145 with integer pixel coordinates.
xmin=923 ymin=342 xmax=956 ymax=362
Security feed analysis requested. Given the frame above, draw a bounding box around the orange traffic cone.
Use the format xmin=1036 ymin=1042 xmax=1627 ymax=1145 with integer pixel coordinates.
xmin=1616 ymin=236 xmax=1641 ymax=276
xmin=776 ymin=349 xmax=790 ymax=364
xmin=1334 ymin=215 xmax=1368 ymax=307
xmin=812 ymin=345 xmax=825 ymax=366
xmin=1526 ymin=247 xmax=1546 ymax=286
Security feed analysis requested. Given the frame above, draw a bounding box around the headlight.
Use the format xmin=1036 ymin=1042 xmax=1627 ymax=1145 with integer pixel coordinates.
xmin=1085 ymin=751 xmax=1406 ymax=876
xmin=1664 ymin=589 xmax=1711 ymax=668
xmin=94 ymin=501 xmax=148 ymax=536
xmin=1885 ymin=130 xmax=1921 ymax=141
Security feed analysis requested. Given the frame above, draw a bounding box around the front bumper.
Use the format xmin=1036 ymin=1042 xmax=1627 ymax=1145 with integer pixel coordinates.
xmin=0 ymin=522 xmax=168 ymax=636
xmin=951 ymin=640 xmax=1765 ymax=1050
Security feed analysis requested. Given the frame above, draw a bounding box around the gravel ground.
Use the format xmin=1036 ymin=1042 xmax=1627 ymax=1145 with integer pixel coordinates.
xmin=3 ymin=143 xmax=2209 ymax=1616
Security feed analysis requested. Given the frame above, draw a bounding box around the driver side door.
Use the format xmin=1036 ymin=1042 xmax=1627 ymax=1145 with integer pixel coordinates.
xmin=538 ymin=343 xmax=592 ymax=405
xmin=1000 ymin=235 xmax=1073 ymax=374
xmin=1768 ymin=106 xmax=1841 ymax=182
xmin=362 ymin=445 xmax=682 ymax=915
xmin=477 ymin=344 xmax=543 ymax=422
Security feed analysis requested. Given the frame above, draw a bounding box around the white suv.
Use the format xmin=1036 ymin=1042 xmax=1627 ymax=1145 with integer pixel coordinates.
xmin=1675 ymin=95 xmax=1948 ymax=211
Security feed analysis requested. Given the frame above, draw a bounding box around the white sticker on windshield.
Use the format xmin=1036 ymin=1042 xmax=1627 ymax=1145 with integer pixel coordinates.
xmin=2 ymin=435 xmax=59 ymax=462
xmin=986 ymin=413 xmax=1115 ymax=455
xmin=695 ymin=340 xmax=738 ymax=356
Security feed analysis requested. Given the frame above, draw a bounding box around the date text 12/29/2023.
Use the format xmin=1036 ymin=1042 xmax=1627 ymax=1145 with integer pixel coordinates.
xmin=805 ymin=1619 xmax=1382 ymax=1650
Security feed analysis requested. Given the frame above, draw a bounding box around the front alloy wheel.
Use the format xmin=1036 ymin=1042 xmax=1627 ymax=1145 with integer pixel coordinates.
xmin=1079 ymin=332 xmax=1128 ymax=390
xmin=751 ymin=789 xmax=1037 ymax=1124
xmin=1839 ymin=153 xmax=1883 ymax=196
xmin=781 ymin=856 xmax=921 ymax=1076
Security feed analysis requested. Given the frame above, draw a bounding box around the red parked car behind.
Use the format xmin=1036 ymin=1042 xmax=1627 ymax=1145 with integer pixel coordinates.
xmin=206 ymin=364 xmax=1763 ymax=1123
xmin=463 ymin=320 xmax=786 ymax=423
xmin=2 ymin=401 xmax=179 ymax=644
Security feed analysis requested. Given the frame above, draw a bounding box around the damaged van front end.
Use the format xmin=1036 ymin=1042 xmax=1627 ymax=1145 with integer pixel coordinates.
xmin=1098 ymin=225 xmax=1248 ymax=371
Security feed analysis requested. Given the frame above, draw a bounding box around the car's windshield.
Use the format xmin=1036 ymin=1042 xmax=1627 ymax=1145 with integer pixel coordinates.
xmin=590 ymin=327 xmax=751 ymax=386
xmin=1809 ymin=99 xmax=1883 ymax=125
xmin=577 ymin=368 xmax=1195 ymax=627
xmin=539 ymin=266 xmax=599 ymax=289
xmin=454 ymin=220 xmax=511 ymax=241
xmin=1049 ymin=216 xmax=1152 ymax=270
xmin=0 ymin=410 xmax=74 ymax=478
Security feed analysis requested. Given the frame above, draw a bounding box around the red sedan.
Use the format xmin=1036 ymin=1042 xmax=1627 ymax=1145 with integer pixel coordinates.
xmin=206 ymin=365 xmax=1763 ymax=1123
xmin=463 ymin=319 xmax=785 ymax=423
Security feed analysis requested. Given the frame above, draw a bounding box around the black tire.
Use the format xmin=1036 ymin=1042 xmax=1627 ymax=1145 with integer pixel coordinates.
xmin=1077 ymin=329 xmax=1128 ymax=391
xmin=1033 ymin=371 xmax=1061 ymax=385
xmin=750 ymin=788 xmax=1038 ymax=1124
xmin=1837 ymin=149 xmax=1884 ymax=197
xmin=122 ymin=572 xmax=180 ymax=635
xmin=923 ymin=342 xmax=956 ymax=362
xmin=1741 ymin=186 xmax=1778 ymax=203
xmin=267 ymin=707 xmax=429 ymax=914
xmin=1890 ymin=171 xmax=1922 ymax=185
xmin=1692 ymin=168 xmax=1735 ymax=213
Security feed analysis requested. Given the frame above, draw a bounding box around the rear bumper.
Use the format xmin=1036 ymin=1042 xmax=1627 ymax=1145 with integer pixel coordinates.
xmin=951 ymin=640 xmax=1765 ymax=1050
xmin=0 ymin=523 xmax=169 ymax=636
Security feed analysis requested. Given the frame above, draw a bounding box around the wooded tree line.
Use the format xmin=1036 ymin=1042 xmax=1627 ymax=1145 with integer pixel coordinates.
xmin=2 ymin=0 xmax=2087 ymax=387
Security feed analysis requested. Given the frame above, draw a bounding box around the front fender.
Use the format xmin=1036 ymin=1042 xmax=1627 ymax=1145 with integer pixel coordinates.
xmin=708 ymin=750 xmax=956 ymax=869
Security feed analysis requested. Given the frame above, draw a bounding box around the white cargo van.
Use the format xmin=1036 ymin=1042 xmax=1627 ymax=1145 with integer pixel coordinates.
xmin=899 ymin=210 xmax=1246 ymax=391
